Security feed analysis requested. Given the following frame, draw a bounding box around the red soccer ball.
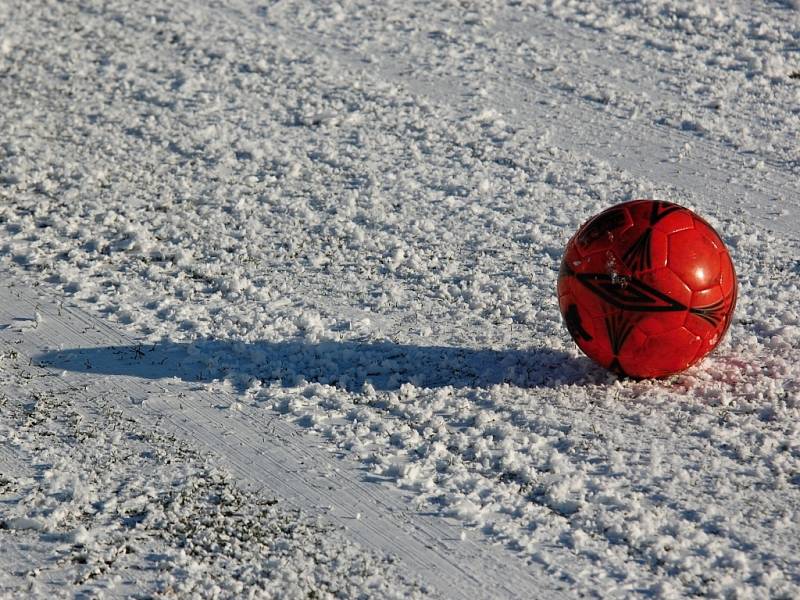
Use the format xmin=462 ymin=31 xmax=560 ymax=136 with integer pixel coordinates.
xmin=557 ymin=199 xmax=737 ymax=378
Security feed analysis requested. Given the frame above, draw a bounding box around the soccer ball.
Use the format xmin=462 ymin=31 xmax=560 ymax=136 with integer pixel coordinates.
xmin=557 ymin=200 xmax=737 ymax=378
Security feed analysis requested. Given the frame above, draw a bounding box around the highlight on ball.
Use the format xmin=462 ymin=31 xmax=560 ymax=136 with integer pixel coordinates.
xmin=557 ymin=199 xmax=737 ymax=379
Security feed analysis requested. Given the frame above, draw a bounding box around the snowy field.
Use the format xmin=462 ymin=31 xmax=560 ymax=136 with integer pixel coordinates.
xmin=1 ymin=0 xmax=799 ymax=598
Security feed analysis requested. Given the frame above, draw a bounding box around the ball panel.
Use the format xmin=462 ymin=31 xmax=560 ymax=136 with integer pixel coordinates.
xmin=558 ymin=292 xmax=599 ymax=345
xmin=686 ymin=286 xmax=728 ymax=339
xmin=685 ymin=316 xmax=721 ymax=347
xmin=638 ymin=267 xmax=693 ymax=308
xmin=557 ymin=258 xmax=574 ymax=299
xmin=667 ymin=229 xmax=721 ymax=291
xmin=570 ymin=277 xmax=618 ymax=319
xmin=624 ymin=200 xmax=652 ymax=223
xmin=691 ymin=285 xmax=724 ymax=307
xmin=636 ymin=311 xmax=688 ymax=337
xmin=618 ymin=326 xmax=703 ymax=378
xmin=615 ymin=224 xmax=668 ymax=274
xmin=642 ymin=228 xmax=669 ymax=272
xmin=584 ymin=313 xmax=621 ymax=367
xmin=560 ymin=240 xmax=586 ymax=272
xmin=652 ymin=209 xmax=695 ymax=235
xmin=571 ymin=247 xmax=633 ymax=281
xmin=690 ymin=324 xmax=726 ymax=365
xmin=691 ymin=285 xmax=725 ymax=313
xmin=557 ymin=286 xmax=574 ymax=308
xmin=574 ymin=205 xmax=634 ymax=256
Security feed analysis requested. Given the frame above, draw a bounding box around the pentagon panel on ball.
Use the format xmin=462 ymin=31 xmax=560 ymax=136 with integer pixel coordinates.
xmin=557 ymin=200 xmax=738 ymax=379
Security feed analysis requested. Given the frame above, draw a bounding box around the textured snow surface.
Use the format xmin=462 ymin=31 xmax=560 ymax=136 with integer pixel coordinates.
xmin=0 ymin=342 xmax=426 ymax=599
xmin=1 ymin=0 xmax=799 ymax=598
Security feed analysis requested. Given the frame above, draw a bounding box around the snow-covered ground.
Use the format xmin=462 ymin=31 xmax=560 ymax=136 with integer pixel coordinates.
xmin=1 ymin=0 xmax=799 ymax=598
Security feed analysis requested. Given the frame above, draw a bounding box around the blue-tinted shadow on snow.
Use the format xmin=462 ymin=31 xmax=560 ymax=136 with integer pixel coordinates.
xmin=36 ymin=339 xmax=589 ymax=392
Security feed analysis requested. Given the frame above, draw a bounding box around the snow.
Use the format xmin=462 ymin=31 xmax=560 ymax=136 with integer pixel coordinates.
xmin=0 ymin=341 xmax=426 ymax=599
xmin=1 ymin=0 xmax=799 ymax=598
